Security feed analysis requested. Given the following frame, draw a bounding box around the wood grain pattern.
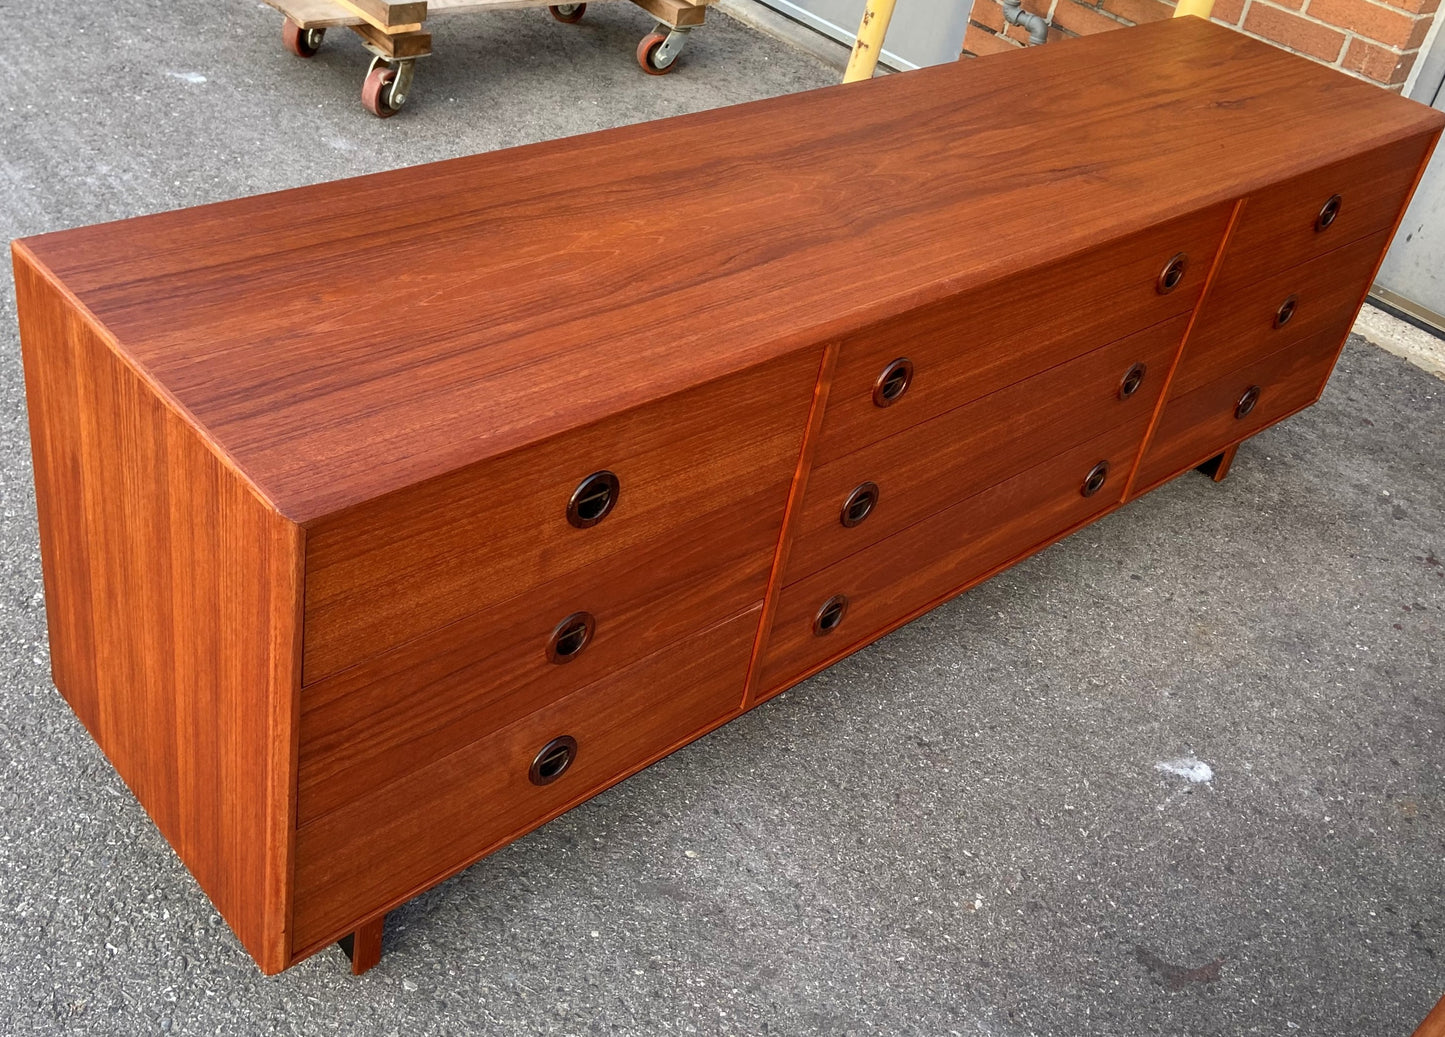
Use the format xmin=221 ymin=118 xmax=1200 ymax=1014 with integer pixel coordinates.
xmin=1130 ymin=325 xmax=1347 ymax=494
xmin=303 ymin=349 xmax=817 ymax=683
xmin=291 ymin=606 xmax=758 ymax=957
xmin=297 ymin=476 xmax=783 ymax=823
xmin=265 ymin=0 xmax=365 ymax=28
xmin=744 ymin=344 xmax=839 ymax=708
xmin=1169 ymin=228 xmax=1392 ymax=396
xmin=1120 ymin=200 xmax=1245 ymax=504
xmin=15 ymin=19 xmax=1441 ymax=524
xmin=350 ymin=22 xmax=432 ymax=58
xmin=786 ymin=316 xmax=1187 ymax=586
xmin=14 ymin=21 xmax=1443 ymax=977
xmin=629 ymin=0 xmax=708 ymax=26
xmin=342 ymin=915 xmax=384 ymax=975
xmin=12 ymin=246 xmax=302 ymax=976
xmin=814 ymin=205 xmax=1229 ymax=466
xmin=1223 ymin=132 xmax=1434 ymax=273
xmin=335 ymin=0 xmax=427 ymax=30
xmin=758 ymin=422 xmax=1146 ymax=696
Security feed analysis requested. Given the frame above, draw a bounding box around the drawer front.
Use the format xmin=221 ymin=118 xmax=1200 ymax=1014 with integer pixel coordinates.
xmin=1224 ymin=133 xmax=1432 ymax=272
xmin=758 ymin=423 xmax=1144 ymax=697
xmin=784 ymin=316 xmax=1185 ymax=586
xmin=298 ymin=491 xmax=779 ymax=824
xmin=813 ymin=203 xmax=1231 ymax=465
xmin=293 ymin=606 xmax=757 ymax=955
xmin=303 ymin=349 xmax=820 ymax=683
xmin=1131 ymin=328 xmax=1345 ymax=494
xmin=1171 ymin=228 xmax=1389 ymax=397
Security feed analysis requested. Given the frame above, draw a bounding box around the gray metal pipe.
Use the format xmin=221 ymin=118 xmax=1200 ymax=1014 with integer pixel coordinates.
xmin=1001 ymin=0 xmax=1049 ymax=45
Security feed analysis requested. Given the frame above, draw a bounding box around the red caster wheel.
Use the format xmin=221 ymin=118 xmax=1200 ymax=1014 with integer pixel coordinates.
xmin=282 ymin=18 xmax=325 ymax=58
xmin=548 ymin=4 xmax=586 ymax=23
xmin=637 ymin=30 xmax=680 ymax=75
xmin=362 ymin=65 xmax=400 ymax=118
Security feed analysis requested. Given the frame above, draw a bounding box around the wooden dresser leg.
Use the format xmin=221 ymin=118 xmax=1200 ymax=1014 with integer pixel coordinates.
xmin=338 ymin=914 xmax=385 ymax=975
xmin=1196 ymin=443 xmax=1240 ymax=483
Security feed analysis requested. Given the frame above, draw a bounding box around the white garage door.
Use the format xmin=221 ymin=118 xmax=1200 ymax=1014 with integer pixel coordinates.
xmin=1374 ymin=28 xmax=1445 ymax=330
xmin=756 ymin=0 xmax=971 ymax=70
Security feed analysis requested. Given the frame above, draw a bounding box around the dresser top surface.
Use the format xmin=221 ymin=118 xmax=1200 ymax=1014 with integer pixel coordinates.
xmin=16 ymin=16 xmax=1441 ymax=523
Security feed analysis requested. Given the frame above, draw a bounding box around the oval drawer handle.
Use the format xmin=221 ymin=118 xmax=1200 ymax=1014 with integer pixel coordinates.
xmin=1316 ymin=194 xmax=1342 ymax=233
xmin=546 ymin=611 xmax=596 ymax=663
xmin=840 ymin=481 xmax=880 ymax=528
xmin=1236 ymin=384 xmax=1262 ymax=419
xmin=873 ymin=358 xmax=914 ymax=407
xmin=813 ymin=594 xmax=849 ymax=636
xmin=1157 ymin=253 xmax=1188 ymax=294
xmin=1119 ymin=362 xmax=1148 ymax=400
xmin=568 ymin=470 xmax=619 ymax=528
xmin=1274 ymin=295 xmax=1298 ymax=329
xmin=529 ymin=735 xmax=578 ymax=786
xmin=1081 ymin=460 xmax=1110 ymax=498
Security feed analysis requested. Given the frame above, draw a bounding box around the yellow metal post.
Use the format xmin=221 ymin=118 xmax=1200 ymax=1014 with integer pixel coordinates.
xmin=842 ymin=0 xmax=898 ymax=83
xmin=1173 ymin=0 xmax=1215 ymax=18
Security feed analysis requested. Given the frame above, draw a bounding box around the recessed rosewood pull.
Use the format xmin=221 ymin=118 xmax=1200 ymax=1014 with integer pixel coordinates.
xmin=873 ymin=358 xmax=914 ymax=407
xmin=546 ymin=611 xmax=596 ymax=663
xmin=813 ymin=594 xmax=849 ymax=636
xmin=529 ymin=736 xmax=578 ymax=786
xmin=1274 ymin=295 xmax=1298 ymax=329
xmin=841 ymin=482 xmax=880 ymax=527
xmin=1316 ymin=194 xmax=1342 ymax=232
xmin=1081 ymin=460 xmax=1110 ymax=498
xmin=1157 ymin=253 xmax=1188 ymax=294
xmin=1119 ymin=362 xmax=1148 ymax=399
xmin=1235 ymin=384 xmax=1262 ymax=419
xmin=567 ymin=470 xmax=619 ymax=528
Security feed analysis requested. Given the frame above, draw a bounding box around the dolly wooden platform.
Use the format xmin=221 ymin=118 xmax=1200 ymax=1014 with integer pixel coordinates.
xmin=263 ymin=0 xmax=715 ymax=116
xmin=12 ymin=18 xmax=1441 ymax=974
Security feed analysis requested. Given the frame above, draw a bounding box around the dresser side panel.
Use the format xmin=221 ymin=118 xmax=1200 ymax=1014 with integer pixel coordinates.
xmin=12 ymin=247 xmax=302 ymax=974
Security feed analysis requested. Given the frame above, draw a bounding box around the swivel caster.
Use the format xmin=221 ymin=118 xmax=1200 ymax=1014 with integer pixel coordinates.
xmin=549 ymin=3 xmax=587 ymax=22
xmin=362 ymin=56 xmax=416 ymax=118
xmin=282 ymin=18 xmax=326 ymax=58
xmin=637 ymin=24 xmax=691 ymax=75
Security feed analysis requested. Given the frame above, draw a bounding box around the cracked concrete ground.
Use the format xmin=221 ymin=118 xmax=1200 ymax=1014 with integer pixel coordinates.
xmin=1 ymin=2 xmax=1441 ymax=1033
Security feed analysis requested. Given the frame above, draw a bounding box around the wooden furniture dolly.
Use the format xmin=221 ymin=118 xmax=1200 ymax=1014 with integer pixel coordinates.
xmin=263 ymin=0 xmax=717 ymax=117
xmin=12 ymin=17 xmax=1441 ymax=975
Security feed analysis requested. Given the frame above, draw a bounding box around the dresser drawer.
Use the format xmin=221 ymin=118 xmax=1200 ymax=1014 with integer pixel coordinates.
xmin=297 ymin=488 xmax=779 ymax=824
xmin=757 ymin=423 xmax=1143 ymax=697
xmin=1224 ymin=133 xmax=1431 ymax=272
xmin=302 ymin=350 xmax=819 ymax=683
xmin=293 ymin=606 xmax=757 ymax=954
xmin=1131 ymin=328 xmax=1345 ymax=494
xmin=813 ymin=204 xmax=1231 ymax=465
xmin=783 ymin=316 xmax=1185 ymax=586
xmin=1170 ymin=228 xmax=1390 ymax=396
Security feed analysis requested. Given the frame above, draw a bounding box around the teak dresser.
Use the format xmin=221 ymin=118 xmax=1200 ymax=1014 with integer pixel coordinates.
xmin=12 ymin=17 xmax=1442 ymax=975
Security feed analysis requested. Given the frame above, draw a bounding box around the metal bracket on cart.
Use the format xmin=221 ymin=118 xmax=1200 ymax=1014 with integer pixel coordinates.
xmin=362 ymin=52 xmax=421 ymax=118
xmin=637 ymin=23 xmax=693 ymax=75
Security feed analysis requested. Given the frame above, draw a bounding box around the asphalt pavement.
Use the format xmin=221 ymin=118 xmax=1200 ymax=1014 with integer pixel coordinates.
xmin=0 ymin=2 xmax=1441 ymax=1033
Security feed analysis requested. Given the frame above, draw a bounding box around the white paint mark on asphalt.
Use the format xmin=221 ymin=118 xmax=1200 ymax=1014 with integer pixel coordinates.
xmin=1155 ymin=757 xmax=1214 ymax=783
xmin=167 ymin=72 xmax=207 ymax=84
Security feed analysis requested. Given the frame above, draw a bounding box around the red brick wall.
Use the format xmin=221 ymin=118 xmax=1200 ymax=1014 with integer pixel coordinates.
xmin=962 ymin=0 xmax=1438 ymax=90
